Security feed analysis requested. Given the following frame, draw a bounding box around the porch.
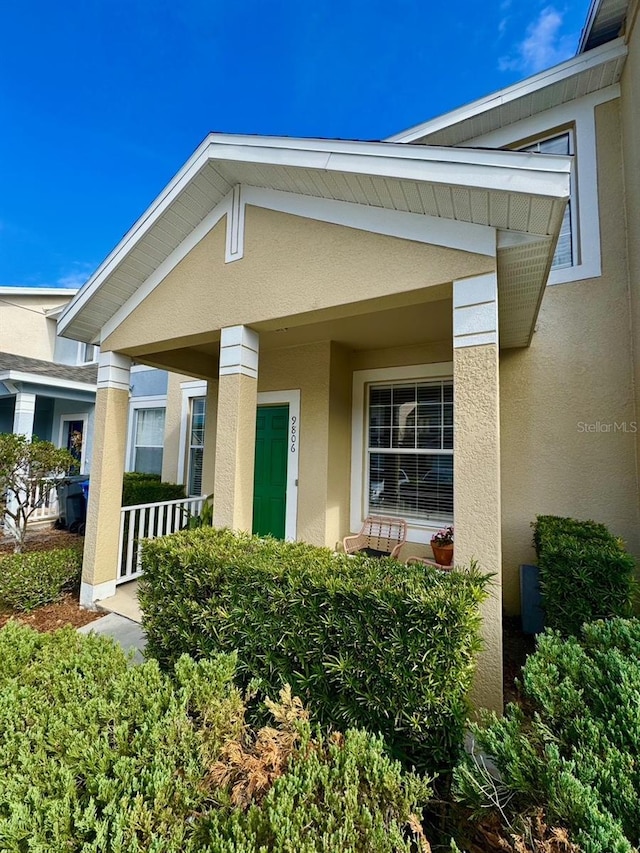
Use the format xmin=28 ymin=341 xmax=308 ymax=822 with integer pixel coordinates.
xmin=57 ymin=134 xmax=572 ymax=713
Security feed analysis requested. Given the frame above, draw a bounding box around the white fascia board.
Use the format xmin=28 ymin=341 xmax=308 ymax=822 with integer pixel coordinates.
xmin=578 ymin=0 xmax=604 ymax=52
xmin=0 ymin=287 xmax=77 ymax=296
xmin=205 ymin=134 xmax=573 ymax=184
xmin=0 ymin=371 xmax=96 ymax=393
xmin=387 ymin=38 xmax=627 ymax=144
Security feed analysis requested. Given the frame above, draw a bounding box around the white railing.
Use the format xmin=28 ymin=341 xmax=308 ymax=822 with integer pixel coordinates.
xmin=2 ymin=480 xmax=61 ymax=534
xmin=29 ymin=482 xmax=61 ymax=522
xmin=117 ymin=495 xmax=206 ymax=585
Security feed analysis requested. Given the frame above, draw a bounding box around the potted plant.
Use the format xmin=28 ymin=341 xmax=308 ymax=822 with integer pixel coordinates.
xmin=430 ymin=526 xmax=454 ymax=566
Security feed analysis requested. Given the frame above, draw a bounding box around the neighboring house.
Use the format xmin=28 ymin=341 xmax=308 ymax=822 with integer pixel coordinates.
xmin=0 ymin=288 xmax=202 ymax=512
xmin=0 ymin=288 xmax=98 ymax=482
xmin=57 ymin=0 xmax=640 ymax=712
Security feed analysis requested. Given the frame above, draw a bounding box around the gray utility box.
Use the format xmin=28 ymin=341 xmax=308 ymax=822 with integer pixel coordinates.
xmin=520 ymin=564 xmax=545 ymax=635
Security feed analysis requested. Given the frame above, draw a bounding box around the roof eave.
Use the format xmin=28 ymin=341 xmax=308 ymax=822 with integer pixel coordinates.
xmin=387 ymin=37 xmax=627 ymax=145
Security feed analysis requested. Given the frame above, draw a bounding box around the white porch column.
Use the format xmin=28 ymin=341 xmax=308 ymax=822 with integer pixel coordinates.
xmin=453 ymin=272 xmax=503 ymax=714
xmin=13 ymin=392 xmax=36 ymax=440
xmin=213 ymin=325 xmax=259 ymax=532
xmin=80 ymin=352 xmax=131 ymax=607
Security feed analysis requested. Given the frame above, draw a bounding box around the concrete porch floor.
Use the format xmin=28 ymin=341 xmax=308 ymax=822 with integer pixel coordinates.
xmin=97 ymin=580 xmax=142 ymax=624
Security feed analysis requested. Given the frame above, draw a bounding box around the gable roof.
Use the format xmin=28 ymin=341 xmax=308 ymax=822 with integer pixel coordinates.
xmin=387 ymin=38 xmax=626 ymax=146
xmin=58 ymin=134 xmax=571 ymax=350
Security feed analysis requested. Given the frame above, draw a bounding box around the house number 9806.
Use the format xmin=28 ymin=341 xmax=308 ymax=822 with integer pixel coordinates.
xmin=290 ymin=415 xmax=297 ymax=452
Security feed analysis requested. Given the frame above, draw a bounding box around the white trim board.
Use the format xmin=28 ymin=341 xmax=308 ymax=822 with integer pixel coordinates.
xmin=350 ymin=363 xmax=453 ymax=544
xmin=58 ymin=413 xmax=89 ymax=475
xmin=177 ymin=381 xmax=208 ymax=486
xmin=257 ymin=390 xmax=300 ymax=542
xmin=0 ymin=371 xmax=95 ymax=394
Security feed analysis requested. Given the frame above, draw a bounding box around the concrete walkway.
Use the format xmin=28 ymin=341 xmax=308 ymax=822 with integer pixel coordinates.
xmin=98 ymin=580 xmax=142 ymax=623
xmin=78 ymin=612 xmax=146 ymax=663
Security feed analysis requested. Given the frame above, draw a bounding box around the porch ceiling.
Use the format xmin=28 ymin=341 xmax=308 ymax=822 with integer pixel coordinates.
xmin=58 ymin=134 xmax=570 ymax=352
xmin=128 ymin=293 xmax=454 ymax=379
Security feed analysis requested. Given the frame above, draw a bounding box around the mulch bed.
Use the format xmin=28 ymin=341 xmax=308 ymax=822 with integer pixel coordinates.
xmin=0 ymin=525 xmax=102 ymax=632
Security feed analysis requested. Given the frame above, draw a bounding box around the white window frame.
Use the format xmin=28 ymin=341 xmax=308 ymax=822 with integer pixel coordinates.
xmin=126 ymin=396 xmax=167 ymax=474
xmin=520 ymin=129 xmax=577 ymax=272
xmin=58 ymin=413 xmax=89 ymax=474
xmin=186 ymin=394 xmax=208 ymax=497
xmin=463 ymin=86 xmax=620 ymax=285
xmin=350 ymin=362 xmax=453 ymax=544
xmin=76 ymin=342 xmax=99 ymax=364
xmin=177 ymin=380 xmax=208 ymax=487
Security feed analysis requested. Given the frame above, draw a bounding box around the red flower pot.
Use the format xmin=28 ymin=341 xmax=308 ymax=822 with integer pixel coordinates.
xmin=431 ymin=543 xmax=453 ymax=567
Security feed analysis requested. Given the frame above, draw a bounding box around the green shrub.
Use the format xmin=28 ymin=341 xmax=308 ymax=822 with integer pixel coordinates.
xmin=139 ymin=527 xmax=490 ymax=774
xmin=122 ymin=471 xmax=185 ymax=506
xmin=455 ymin=618 xmax=640 ymax=853
xmin=0 ymin=622 xmax=429 ymax=852
xmin=0 ymin=546 xmax=82 ymax=611
xmin=533 ymin=514 xmax=636 ymax=636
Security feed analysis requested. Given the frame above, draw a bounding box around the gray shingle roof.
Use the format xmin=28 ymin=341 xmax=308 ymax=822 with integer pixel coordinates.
xmin=0 ymin=352 xmax=97 ymax=385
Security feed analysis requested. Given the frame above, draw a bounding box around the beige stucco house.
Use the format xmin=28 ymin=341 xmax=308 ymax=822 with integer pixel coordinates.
xmin=58 ymin=0 xmax=640 ymax=711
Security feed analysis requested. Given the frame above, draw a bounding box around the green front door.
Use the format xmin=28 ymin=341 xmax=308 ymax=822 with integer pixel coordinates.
xmin=253 ymin=405 xmax=288 ymax=539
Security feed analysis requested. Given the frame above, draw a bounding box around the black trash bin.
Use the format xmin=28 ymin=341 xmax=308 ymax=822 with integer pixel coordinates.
xmin=56 ymin=475 xmax=88 ymax=534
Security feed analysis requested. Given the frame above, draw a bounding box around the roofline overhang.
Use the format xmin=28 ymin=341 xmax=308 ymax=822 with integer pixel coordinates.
xmin=0 ymin=287 xmax=78 ymax=297
xmin=0 ymin=370 xmax=96 ymax=394
xmin=387 ymin=37 xmax=627 ymax=145
xmin=58 ymin=133 xmax=571 ymax=341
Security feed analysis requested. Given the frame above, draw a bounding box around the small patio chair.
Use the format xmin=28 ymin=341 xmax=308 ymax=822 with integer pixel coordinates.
xmin=405 ymin=555 xmax=453 ymax=573
xmin=343 ymin=515 xmax=407 ymax=559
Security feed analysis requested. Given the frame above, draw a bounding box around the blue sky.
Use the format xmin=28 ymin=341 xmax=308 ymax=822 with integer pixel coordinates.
xmin=0 ymin=0 xmax=590 ymax=289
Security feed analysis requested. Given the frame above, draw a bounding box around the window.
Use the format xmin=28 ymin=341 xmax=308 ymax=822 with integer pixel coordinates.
xmin=367 ymin=380 xmax=453 ymax=522
xmin=80 ymin=343 xmax=98 ymax=363
xmin=132 ymin=407 xmax=165 ymax=476
xmin=187 ymin=397 xmax=206 ymax=495
xmin=521 ymin=131 xmax=575 ymax=270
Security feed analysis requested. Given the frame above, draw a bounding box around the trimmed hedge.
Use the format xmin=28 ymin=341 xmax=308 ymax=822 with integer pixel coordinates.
xmin=0 ymin=622 xmax=429 ymax=852
xmin=0 ymin=546 xmax=82 ymax=611
xmin=455 ymin=618 xmax=640 ymax=853
xmin=533 ymin=515 xmax=636 ymax=636
xmin=139 ymin=527 xmax=490 ymax=774
xmin=122 ymin=471 xmax=185 ymax=506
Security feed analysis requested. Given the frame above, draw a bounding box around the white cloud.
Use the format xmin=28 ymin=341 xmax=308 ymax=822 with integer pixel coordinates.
xmin=499 ymin=6 xmax=576 ymax=74
xmin=56 ymin=262 xmax=94 ymax=289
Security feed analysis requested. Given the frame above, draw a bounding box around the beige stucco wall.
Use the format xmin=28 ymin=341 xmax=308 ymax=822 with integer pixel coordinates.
xmin=1 ymin=294 xmax=71 ymax=361
xmin=621 ymin=1 xmax=640 ymax=530
xmin=455 ymin=343 xmax=503 ymax=712
xmin=103 ymin=207 xmax=493 ymax=355
xmin=500 ymin=97 xmax=640 ymax=614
